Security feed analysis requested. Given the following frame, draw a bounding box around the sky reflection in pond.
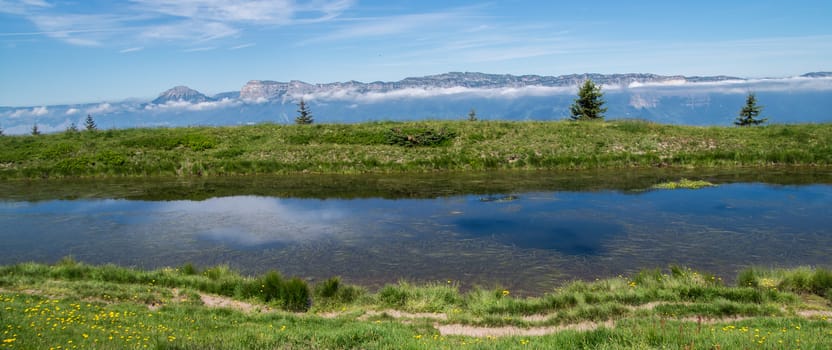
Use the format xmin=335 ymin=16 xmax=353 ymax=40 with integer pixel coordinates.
xmin=1 ymin=183 xmax=830 ymax=295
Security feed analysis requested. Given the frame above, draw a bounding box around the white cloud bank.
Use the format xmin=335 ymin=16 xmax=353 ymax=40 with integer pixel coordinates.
xmin=145 ymin=98 xmax=241 ymax=111
xmin=87 ymin=103 xmax=114 ymax=114
xmin=287 ymin=76 xmax=832 ymax=104
xmin=287 ymin=86 xmax=576 ymax=104
xmin=7 ymin=106 xmax=48 ymax=118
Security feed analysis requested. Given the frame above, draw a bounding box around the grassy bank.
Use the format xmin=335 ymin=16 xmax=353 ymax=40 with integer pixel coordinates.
xmin=1 ymin=261 xmax=831 ymax=349
xmin=1 ymin=120 xmax=831 ymax=178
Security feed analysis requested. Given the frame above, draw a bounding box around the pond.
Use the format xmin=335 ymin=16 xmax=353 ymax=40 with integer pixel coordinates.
xmin=1 ymin=169 xmax=830 ymax=295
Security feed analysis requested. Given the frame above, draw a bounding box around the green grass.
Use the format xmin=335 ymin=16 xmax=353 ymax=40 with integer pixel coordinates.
xmin=2 ymin=261 xmax=831 ymax=349
xmin=1 ymin=120 xmax=831 ymax=179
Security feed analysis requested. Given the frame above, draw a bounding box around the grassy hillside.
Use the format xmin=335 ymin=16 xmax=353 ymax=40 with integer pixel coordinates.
xmin=1 ymin=120 xmax=831 ymax=179
xmin=1 ymin=261 xmax=831 ymax=349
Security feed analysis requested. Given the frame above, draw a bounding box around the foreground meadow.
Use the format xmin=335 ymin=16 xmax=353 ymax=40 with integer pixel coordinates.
xmin=1 ymin=120 xmax=831 ymax=179
xmin=1 ymin=261 xmax=830 ymax=349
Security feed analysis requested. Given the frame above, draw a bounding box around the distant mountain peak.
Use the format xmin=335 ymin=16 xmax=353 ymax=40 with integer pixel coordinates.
xmin=801 ymin=72 xmax=832 ymax=78
xmin=152 ymin=86 xmax=213 ymax=104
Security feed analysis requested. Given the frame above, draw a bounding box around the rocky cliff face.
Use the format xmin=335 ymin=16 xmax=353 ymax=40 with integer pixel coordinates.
xmin=238 ymin=72 xmax=746 ymax=100
xmin=152 ymin=86 xmax=213 ymax=104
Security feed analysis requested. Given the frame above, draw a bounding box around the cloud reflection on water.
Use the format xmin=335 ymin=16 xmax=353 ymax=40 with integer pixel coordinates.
xmin=158 ymin=196 xmax=347 ymax=246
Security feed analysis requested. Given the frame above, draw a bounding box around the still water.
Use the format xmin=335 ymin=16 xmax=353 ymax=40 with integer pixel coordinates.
xmin=1 ymin=171 xmax=831 ymax=294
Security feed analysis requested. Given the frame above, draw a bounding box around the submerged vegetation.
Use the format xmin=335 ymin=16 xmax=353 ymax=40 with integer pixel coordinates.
xmin=1 ymin=261 xmax=831 ymax=349
xmin=0 ymin=120 xmax=830 ymax=179
xmin=651 ymin=178 xmax=716 ymax=190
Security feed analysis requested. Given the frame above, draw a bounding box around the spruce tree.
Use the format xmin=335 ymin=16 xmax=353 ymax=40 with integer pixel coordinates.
xmin=734 ymin=93 xmax=768 ymax=126
xmin=0 ymin=125 xmax=3 ymax=136
xmin=67 ymin=122 xmax=79 ymax=133
xmin=31 ymin=123 xmax=41 ymax=136
xmin=295 ymin=99 xmax=314 ymax=124
xmin=85 ymin=114 xmax=98 ymax=131
xmin=569 ymin=79 xmax=607 ymax=121
xmin=467 ymin=108 xmax=477 ymax=121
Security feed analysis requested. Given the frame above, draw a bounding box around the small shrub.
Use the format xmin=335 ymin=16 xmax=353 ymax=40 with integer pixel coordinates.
xmin=56 ymin=256 xmax=78 ymax=267
xmin=778 ymin=267 xmax=813 ymax=293
xmin=719 ymin=287 xmax=764 ymax=304
xmin=54 ymin=157 xmax=91 ymax=175
xmin=40 ymin=143 xmax=78 ymax=160
xmin=256 ymin=271 xmax=311 ymax=312
xmin=184 ymin=134 xmax=216 ymax=151
xmin=378 ymin=285 xmax=408 ymax=307
xmin=386 ymin=127 xmax=456 ymax=147
xmin=214 ymin=148 xmax=245 ymax=158
xmin=203 ymin=265 xmax=236 ymax=281
xmin=260 ymin=271 xmax=285 ymax=302
xmin=282 ymin=277 xmax=311 ymax=312
xmin=315 ymin=277 xmax=341 ymax=299
xmin=634 ymin=268 xmax=664 ymax=286
xmin=180 ymin=263 xmax=199 ymax=275
xmin=737 ymin=268 xmax=759 ymax=288
xmin=96 ymin=150 xmax=127 ymax=166
xmin=811 ymin=268 xmax=832 ymax=297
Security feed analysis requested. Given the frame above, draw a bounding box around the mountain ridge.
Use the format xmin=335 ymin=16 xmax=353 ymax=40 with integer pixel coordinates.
xmin=1 ymin=71 xmax=830 ymax=135
xmin=236 ymin=72 xmax=753 ymax=101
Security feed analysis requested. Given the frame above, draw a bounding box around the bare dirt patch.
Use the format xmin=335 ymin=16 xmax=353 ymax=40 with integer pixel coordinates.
xmin=797 ymin=310 xmax=832 ymax=320
xmin=358 ymin=309 xmax=447 ymax=321
xmin=436 ymin=320 xmax=615 ymax=337
xmin=196 ymin=292 xmax=272 ymax=313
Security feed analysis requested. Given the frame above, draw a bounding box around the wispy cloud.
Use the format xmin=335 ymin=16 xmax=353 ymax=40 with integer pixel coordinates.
xmin=2 ymin=0 xmax=353 ymax=47
xmin=305 ymin=11 xmax=459 ymax=43
xmin=119 ymin=46 xmax=144 ymax=53
xmin=0 ymin=0 xmax=49 ymax=15
xmin=183 ymin=46 xmax=217 ymax=52
xmin=298 ymin=5 xmax=573 ymax=69
xmin=27 ymin=13 xmax=132 ymax=46
xmin=229 ymin=43 xmax=255 ymax=50
xmin=138 ymin=20 xmax=238 ymax=42
xmin=130 ymin=0 xmax=291 ymax=24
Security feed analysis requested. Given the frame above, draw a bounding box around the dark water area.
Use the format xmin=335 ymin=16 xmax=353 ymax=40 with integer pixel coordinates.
xmin=1 ymin=169 xmax=831 ymax=295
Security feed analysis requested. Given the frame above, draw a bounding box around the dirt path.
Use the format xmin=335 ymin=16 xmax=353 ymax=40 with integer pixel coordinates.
xmin=195 ymin=291 xmax=272 ymax=313
xmin=436 ymin=320 xmax=614 ymax=337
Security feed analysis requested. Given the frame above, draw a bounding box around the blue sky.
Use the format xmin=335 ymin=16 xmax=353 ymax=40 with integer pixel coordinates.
xmin=1 ymin=0 xmax=830 ymax=106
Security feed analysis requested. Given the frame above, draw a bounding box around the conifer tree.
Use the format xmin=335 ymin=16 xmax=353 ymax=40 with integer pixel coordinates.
xmin=31 ymin=123 xmax=41 ymax=136
xmin=467 ymin=108 xmax=477 ymax=121
xmin=295 ymin=99 xmax=314 ymax=124
xmin=734 ymin=93 xmax=768 ymax=126
xmin=67 ymin=122 xmax=79 ymax=133
xmin=569 ymin=79 xmax=607 ymax=121
xmin=85 ymin=114 xmax=98 ymax=131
